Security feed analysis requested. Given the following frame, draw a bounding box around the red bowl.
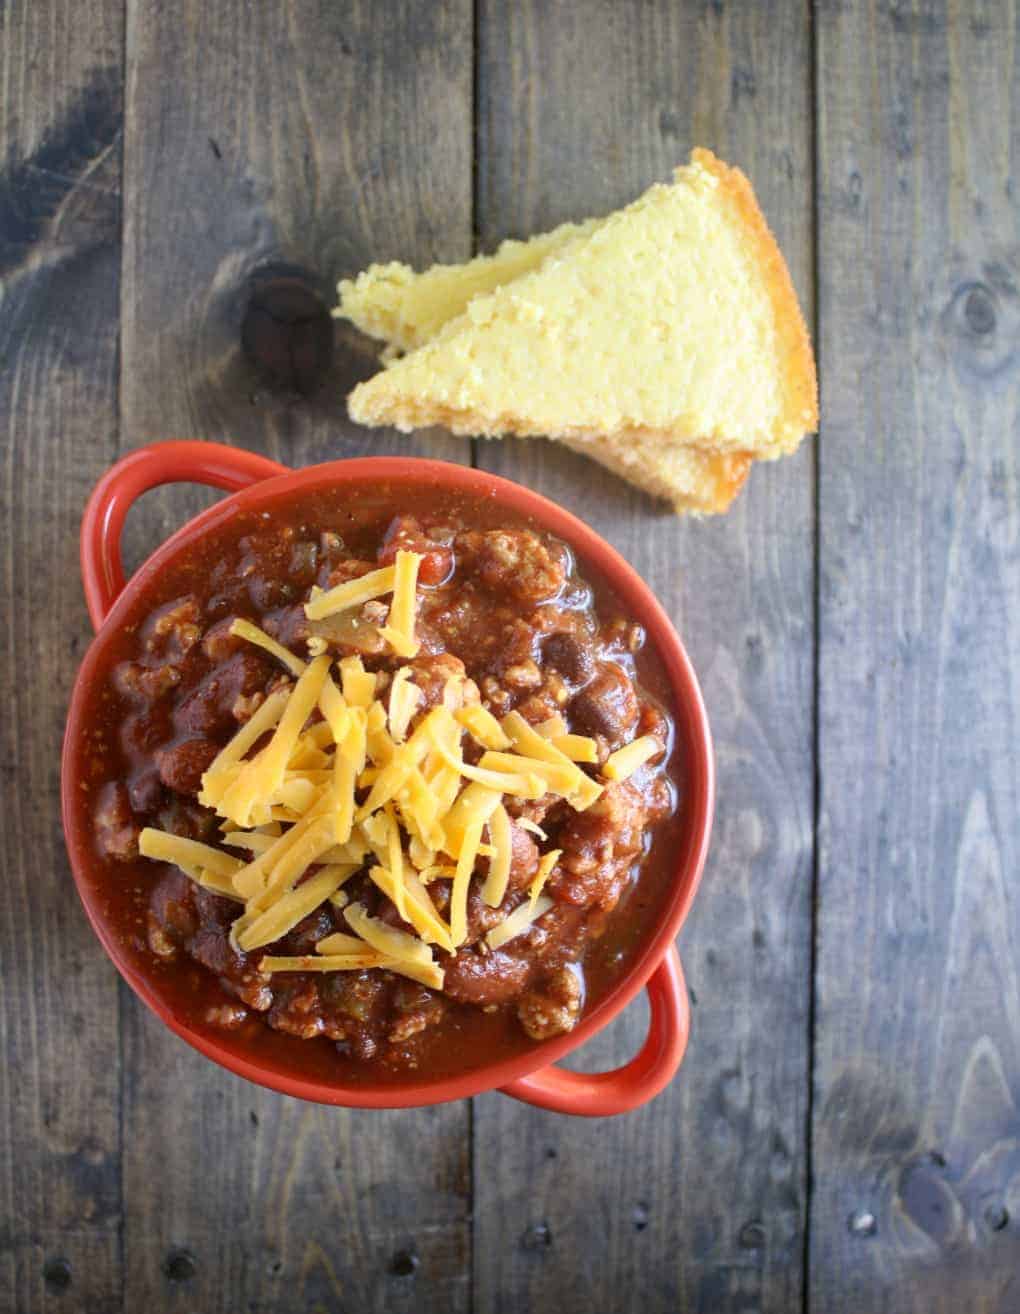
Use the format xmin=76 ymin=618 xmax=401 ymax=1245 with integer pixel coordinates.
xmin=63 ymin=441 xmax=714 ymax=1116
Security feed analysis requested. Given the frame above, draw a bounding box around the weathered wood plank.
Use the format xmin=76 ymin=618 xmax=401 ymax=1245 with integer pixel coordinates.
xmin=472 ymin=4 xmax=815 ymax=1312
xmin=812 ymin=2 xmax=1020 ymax=1309
xmin=0 ymin=4 xmax=125 ymax=1312
xmin=118 ymin=4 xmax=473 ymax=1311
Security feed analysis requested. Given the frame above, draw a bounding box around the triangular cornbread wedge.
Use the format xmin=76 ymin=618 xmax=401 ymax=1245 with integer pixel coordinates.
xmin=344 ymin=150 xmax=816 ymax=512
xmin=338 ymin=199 xmax=749 ymax=515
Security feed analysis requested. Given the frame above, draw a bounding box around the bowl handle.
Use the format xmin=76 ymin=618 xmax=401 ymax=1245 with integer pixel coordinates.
xmin=81 ymin=441 xmax=287 ymax=631
xmin=499 ymin=943 xmax=690 ymax=1117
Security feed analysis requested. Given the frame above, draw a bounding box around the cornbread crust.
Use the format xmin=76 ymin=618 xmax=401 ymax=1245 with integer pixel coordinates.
xmin=689 ymin=149 xmax=818 ymax=452
xmin=557 ymin=436 xmax=753 ymax=515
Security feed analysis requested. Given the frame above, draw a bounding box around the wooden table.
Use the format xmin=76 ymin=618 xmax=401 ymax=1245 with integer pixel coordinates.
xmin=2 ymin=2 xmax=1018 ymax=1310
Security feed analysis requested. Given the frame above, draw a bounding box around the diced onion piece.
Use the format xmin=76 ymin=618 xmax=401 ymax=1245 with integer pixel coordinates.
xmin=602 ymin=734 xmax=662 ymax=781
xmin=486 ymin=895 xmax=554 ymax=950
xmin=304 ymin=565 xmax=396 ymax=621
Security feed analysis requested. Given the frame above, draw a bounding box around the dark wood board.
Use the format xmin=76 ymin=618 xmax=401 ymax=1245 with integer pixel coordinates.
xmin=812 ymin=1 xmax=1020 ymax=1310
xmin=0 ymin=4 xmax=125 ymax=1312
xmin=471 ymin=3 xmax=816 ymax=1312
xmin=6 ymin=2 xmax=1020 ymax=1311
xmin=116 ymin=3 xmax=473 ymax=1312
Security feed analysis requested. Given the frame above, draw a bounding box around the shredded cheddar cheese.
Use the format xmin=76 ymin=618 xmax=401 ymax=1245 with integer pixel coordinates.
xmin=603 ymin=734 xmax=662 ymax=781
xmin=378 ymin=549 xmax=421 ymax=657
xmin=486 ymin=895 xmax=554 ymax=950
xmin=529 ymin=848 xmax=562 ymax=909
xmin=304 ymin=565 xmax=396 ymax=621
xmin=229 ymin=618 xmax=306 ymax=677
xmin=136 ymin=545 xmax=667 ymax=1007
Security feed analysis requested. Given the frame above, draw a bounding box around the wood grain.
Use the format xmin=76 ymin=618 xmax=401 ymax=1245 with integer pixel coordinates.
xmin=472 ymin=3 xmax=816 ymax=1312
xmin=0 ymin=4 xmax=125 ymax=1312
xmin=812 ymin=1 xmax=1020 ymax=1309
xmin=117 ymin=3 xmax=473 ymax=1312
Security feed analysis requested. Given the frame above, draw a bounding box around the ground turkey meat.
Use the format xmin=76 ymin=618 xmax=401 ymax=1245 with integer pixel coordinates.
xmin=517 ymin=966 xmax=583 ymax=1041
xmin=550 ymin=781 xmax=649 ymax=910
xmin=456 ymin=529 xmax=566 ymax=605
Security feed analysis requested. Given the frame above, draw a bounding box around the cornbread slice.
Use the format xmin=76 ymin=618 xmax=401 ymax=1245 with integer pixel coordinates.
xmin=337 ymin=195 xmax=754 ymax=514
xmin=337 ymin=218 xmax=601 ymax=356
xmin=347 ymin=150 xmax=817 ymax=492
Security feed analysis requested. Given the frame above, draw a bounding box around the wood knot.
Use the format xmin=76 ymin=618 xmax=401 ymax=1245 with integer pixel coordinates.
xmin=241 ymin=270 xmax=334 ymax=396
xmin=897 ymin=1154 xmax=962 ymax=1245
xmin=940 ymin=268 xmax=1019 ymax=378
xmin=42 ymin=1258 xmax=72 ymax=1291
xmin=963 ymin=285 xmax=997 ymax=335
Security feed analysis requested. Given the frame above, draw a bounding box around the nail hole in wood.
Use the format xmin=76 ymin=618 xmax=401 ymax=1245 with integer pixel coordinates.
xmin=738 ymin=1220 xmax=765 ymax=1249
xmin=848 ymin=1209 xmax=877 ymax=1237
xmin=632 ymin=1201 xmax=650 ymax=1232
xmin=389 ymin=1247 xmax=419 ymax=1277
xmin=42 ymin=1258 xmax=72 ymax=1291
xmin=163 ymin=1248 xmax=197 ymax=1283
xmin=984 ymin=1204 xmax=1009 ymax=1233
xmin=520 ymin=1222 xmax=553 ymax=1252
xmin=241 ymin=273 xmax=334 ymax=397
